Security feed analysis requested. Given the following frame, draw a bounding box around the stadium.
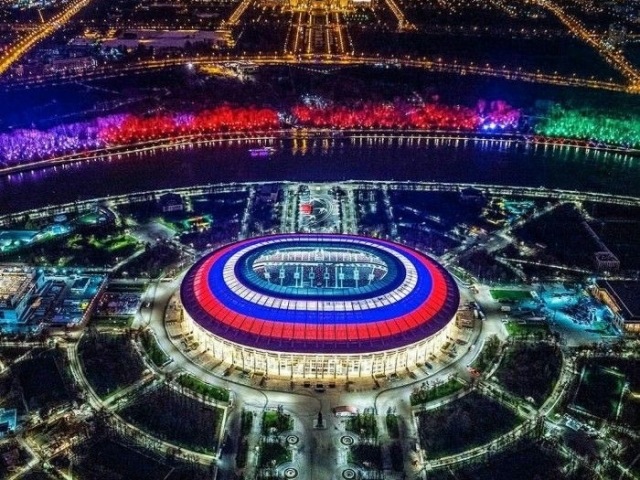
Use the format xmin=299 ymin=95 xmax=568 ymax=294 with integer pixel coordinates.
xmin=180 ymin=234 xmax=460 ymax=379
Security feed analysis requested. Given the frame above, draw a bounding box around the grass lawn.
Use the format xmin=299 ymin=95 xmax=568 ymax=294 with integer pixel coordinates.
xmin=121 ymin=385 xmax=223 ymax=453
xmin=495 ymin=342 xmax=562 ymax=405
xmin=262 ymin=410 xmax=293 ymax=435
xmin=448 ymin=440 xmax=570 ymax=480
xmin=573 ymin=363 xmax=626 ymax=419
xmin=570 ymin=358 xmax=640 ymax=429
xmin=236 ymin=438 xmax=250 ymax=469
xmin=92 ymin=316 xmax=133 ymax=328
xmin=472 ymin=335 xmax=501 ymax=373
xmin=386 ymin=413 xmax=400 ymax=438
xmin=0 ymin=442 xmax=30 ymax=479
xmin=410 ymin=378 xmax=465 ymax=406
xmin=70 ymin=436 xmax=215 ymax=480
xmin=117 ymin=242 xmax=181 ymax=279
xmin=74 ymin=439 xmax=175 ymax=479
xmin=177 ymin=374 xmax=230 ymax=403
xmin=350 ymin=444 xmax=383 ymax=470
xmin=416 ymin=392 xmax=521 ymax=459
xmin=79 ymin=331 xmax=146 ymax=398
xmin=390 ymin=442 xmax=404 ymax=472
xmin=140 ymin=330 xmax=170 ymax=368
xmin=0 ymin=346 xmax=44 ymax=365
xmin=346 ymin=412 xmax=378 ymax=440
xmin=106 ymin=283 xmax=147 ymax=293
xmin=505 ymin=321 xmax=550 ymax=339
xmin=92 ymin=234 xmax=138 ymax=253
xmin=14 ymin=349 xmax=72 ymax=413
xmin=490 ymin=289 xmax=532 ymax=302
xmin=259 ymin=442 xmax=291 ymax=468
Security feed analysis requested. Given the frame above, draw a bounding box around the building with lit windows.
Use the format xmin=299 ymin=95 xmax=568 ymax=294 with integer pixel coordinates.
xmin=592 ymin=280 xmax=640 ymax=333
xmin=180 ymin=234 xmax=460 ymax=379
xmin=0 ymin=268 xmax=105 ymax=329
xmin=0 ymin=269 xmax=36 ymax=323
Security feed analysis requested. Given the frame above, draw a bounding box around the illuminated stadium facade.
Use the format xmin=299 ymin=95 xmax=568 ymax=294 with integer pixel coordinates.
xmin=180 ymin=234 xmax=460 ymax=378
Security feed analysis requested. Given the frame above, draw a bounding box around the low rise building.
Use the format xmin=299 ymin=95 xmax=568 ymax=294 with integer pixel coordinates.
xmin=0 ymin=268 xmax=106 ymax=330
xmin=100 ymin=29 xmax=233 ymax=51
xmin=0 ymin=409 xmax=17 ymax=438
xmin=594 ymin=251 xmax=620 ymax=273
xmin=159 ymin=192 xmax=184 ymax=213
xmin=592 ymin=280 xmax=640 ymax=332
xmin=0 ymin=270 xmax=37 ymax=323
xmin=43 ymin=56 xmax=97 ymax=74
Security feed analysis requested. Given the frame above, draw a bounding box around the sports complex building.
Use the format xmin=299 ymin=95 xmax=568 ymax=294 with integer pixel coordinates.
xmin=180 ymin=234 xmax=460 ymax=378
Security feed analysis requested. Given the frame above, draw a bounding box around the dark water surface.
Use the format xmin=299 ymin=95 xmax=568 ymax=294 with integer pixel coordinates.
xmin=1 ymin=138 xmax=638 ymax=214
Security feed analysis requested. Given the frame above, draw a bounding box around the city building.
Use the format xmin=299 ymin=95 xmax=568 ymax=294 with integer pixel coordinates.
xmin=594 ymin=251 xmax=620 ymax=273
xmin=333 ymin=405 xmax=358 ymax=417
xmin=0 ymin=409 xmax=17 ymax=438
xmin=258 ymin=184 xmax=280 ymax=203
xmin=606 ymin=23 xmax=628 ymax=48
xmin=459 ymin=187 xmax=484 ymax=205
xmin=159 ymin=193 xmax=184 ymax=213
xmin=0 ymin=270 xmax=37 ymax=323
xmin=99 ymin=29 xmax=233 ymax=51
xmin=0 ymin=268 xmax=105 ymax=330
xmin=592 ymin=280 xmax=640 ymax=332
xmin=583 ymin=221 xmax=620 ymax=272
xmin=43 ymin=56 xmax=96 ymax=74
xmin=180 ymin=234 xmax=460 ymax=378
xmin=456 ymin=305 xmax=475 ymax=328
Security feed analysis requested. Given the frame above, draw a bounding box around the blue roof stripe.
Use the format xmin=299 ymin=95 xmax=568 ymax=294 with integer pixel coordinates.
xmin=205 ymin=236 xmax=433 ymax=324
xmin=235 ymin=241 xmax=405 ymax=300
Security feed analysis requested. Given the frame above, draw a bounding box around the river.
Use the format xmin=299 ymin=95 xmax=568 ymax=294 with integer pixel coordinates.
xmin=0 ymin=136 xmax=638 ymax=214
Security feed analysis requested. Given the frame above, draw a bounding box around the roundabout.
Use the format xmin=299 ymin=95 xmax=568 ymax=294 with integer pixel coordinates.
xmin=342 ymin=468 xmax=357 ymax=479
xmin=283 ymin=467 xmax=299 ymax=478
xmin=340 ymin=435 xmax=355 ymax=446
xmin=286 ymin=435 xmax=300 ymax=445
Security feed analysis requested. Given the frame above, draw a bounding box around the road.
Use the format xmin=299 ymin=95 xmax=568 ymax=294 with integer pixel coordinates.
xmin=66 ymin=336 xmax=219 ymax=466
xmin=2 ymin=53 xmax=630 ymax=93
xmin=0 ymin=0 xmax=95 ymax=76
xmin=142 ymin=268 xmax=525 ymax=479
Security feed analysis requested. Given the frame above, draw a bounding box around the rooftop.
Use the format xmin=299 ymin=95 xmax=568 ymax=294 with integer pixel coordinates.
xmin=0 ymin=270 xmax=34 ymax=308
xmin=182 ymin=234 xmax=460 ymax=354
xmin=597 ymin=280 xmax=640 ymax=321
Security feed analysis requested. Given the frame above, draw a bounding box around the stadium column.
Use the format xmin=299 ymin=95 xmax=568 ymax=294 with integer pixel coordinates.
xmin=381 ymin=353 xmax=386 ymax=376
xmin=302 ymin=355 xmax=308 ymax=379
xmin=277 ymin=353 xmax=281 ymax=377
xmin=289 ymin=354 xmax=294 ymax=380
xmin=394 ymin=350 xmax=399 ymax=375
xmin=231 ymin=344 xmax=237 ymax=369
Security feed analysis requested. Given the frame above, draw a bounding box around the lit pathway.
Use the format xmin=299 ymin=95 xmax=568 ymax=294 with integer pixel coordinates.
xmin=145 ymin=272 xmax=510 ymax=478
xmin=534 ymin=0 xmax=640 ymax=90
xmin=66 ymin=340 xmax=218 ymax=466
